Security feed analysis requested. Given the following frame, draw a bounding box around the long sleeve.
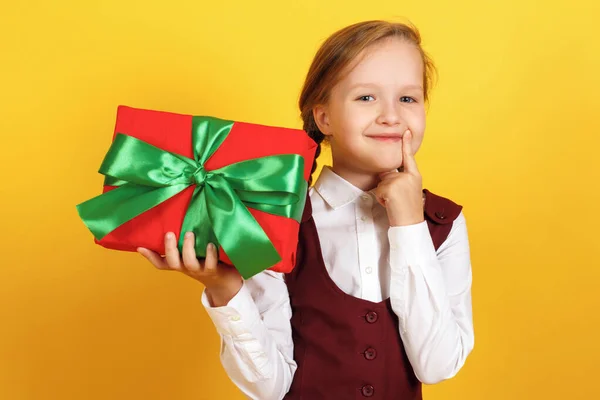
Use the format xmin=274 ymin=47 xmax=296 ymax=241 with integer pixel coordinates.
xmin=388 ymin=211 xmax=474 ymax=384
xmin=201 ymin=270 xmax=296 ymax=400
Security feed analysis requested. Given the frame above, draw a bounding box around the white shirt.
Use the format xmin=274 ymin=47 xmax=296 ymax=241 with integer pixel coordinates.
xmin=201 ymin=166 xmax=474 ymax=400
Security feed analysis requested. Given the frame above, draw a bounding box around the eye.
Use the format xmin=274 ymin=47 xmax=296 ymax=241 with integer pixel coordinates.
xmin=400 ymin=96 xmax=416 ymax=103
xmin=357 ymin=95 xmax=375 ymax=102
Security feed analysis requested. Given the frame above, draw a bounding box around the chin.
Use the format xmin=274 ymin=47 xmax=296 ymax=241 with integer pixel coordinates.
xmin=369 ymin=156 xmax=403 ymax=172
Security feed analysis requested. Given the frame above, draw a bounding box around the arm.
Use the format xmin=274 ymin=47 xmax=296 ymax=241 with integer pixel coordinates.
xmin=201 ymin=269 xmax=296 ymax=400
xmin=388 ymin=211 xmax=474 ymax=384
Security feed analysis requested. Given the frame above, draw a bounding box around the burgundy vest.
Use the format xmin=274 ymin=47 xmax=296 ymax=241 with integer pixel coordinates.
xmin=283 ymin=189 xmax=463 ymax=400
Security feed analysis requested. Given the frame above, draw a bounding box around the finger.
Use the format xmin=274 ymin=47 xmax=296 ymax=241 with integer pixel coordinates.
xmin=164 ymin=232 xmax=183 ymax=270
xmin=137 ymin=247 xmax=169 ymax=270
xmin=181 ymin=232 xmax=202 ymax=272
xmin=373 ymin=187 xmax=389 ymax=207
xmin=204 ymin=243 xmax=218 ymax=272
xmin=402 ymin=130 xmax=419 ymax=174
xmin=375 ymin=196 xmax=388 ymax=207
xmin=378 ymin=169 xmax=399 ymax=181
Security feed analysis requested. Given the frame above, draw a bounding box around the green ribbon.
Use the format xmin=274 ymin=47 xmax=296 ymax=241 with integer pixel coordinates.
xmin=76 ymin=116 xmax=307 ymax=279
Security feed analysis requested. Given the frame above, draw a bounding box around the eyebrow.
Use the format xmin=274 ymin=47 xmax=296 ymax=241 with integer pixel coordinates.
xmin=348 ymin=83 xmax=424 ymax=91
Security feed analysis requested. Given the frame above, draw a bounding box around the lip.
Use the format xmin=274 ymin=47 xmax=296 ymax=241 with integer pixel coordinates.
xmin=366 ymin=135 xmax=403 ymax=142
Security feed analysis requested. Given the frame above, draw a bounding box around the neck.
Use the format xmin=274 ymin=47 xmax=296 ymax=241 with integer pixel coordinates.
xmin=330 ymin=161 xmax=380 ymax=192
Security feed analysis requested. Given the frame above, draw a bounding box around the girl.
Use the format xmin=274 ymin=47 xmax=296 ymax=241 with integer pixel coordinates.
xmin=138 ymin=20 xmax=474 ymax=400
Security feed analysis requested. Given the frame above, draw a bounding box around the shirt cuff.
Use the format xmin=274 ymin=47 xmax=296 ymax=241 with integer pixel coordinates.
xmin=388 ymin=220 xmax=437 ymax=267
xmin=201 ymin=283 xmax=262 ymax=337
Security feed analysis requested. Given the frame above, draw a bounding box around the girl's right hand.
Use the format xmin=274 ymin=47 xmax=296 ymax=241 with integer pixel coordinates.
xmin=137 ymin=231 xmax=243 ymax=306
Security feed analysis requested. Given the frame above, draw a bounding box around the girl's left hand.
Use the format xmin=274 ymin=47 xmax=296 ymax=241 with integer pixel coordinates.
xmin=374 ymin=129 xmax=425 ymax=227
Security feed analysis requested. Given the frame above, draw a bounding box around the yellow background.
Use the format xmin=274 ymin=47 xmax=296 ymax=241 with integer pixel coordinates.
xmin=2 ymin=0 xmax=599 ymax=399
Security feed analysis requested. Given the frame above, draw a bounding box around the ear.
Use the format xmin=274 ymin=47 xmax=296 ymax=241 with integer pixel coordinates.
xmin=312 ymin=105 xmax=332 ymax=137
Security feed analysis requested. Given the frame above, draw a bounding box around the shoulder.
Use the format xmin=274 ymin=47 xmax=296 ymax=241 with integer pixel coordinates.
xmin=423 ymin=188 xmax=467 ymax=251
xmin=423 ymin=188 xmax=464 ymax=225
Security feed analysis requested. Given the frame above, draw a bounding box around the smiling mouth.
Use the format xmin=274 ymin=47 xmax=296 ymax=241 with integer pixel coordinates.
xmin=367 ymin=135 xmax=403 ymax=142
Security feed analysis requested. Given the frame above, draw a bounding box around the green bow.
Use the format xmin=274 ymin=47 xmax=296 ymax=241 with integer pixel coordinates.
xmin=76 ymin=116 xmax=307 ymax=279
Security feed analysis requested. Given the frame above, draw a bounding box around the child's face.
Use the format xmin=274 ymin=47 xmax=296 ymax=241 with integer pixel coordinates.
xmin=315 ymin=37 xmax=426 ymax=174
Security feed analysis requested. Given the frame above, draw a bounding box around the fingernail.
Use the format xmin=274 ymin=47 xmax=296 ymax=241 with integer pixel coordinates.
xmin=166 ymin=232 xmax=174 ymax=240
xmin=185 ymin=231 xmax=193 ymax=239
xmin=207 ymin=243 xmax=215 ymax=251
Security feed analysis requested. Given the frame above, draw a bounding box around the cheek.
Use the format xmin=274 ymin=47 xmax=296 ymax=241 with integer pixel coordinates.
xmin=409 ymin=110 xmax=426 ymax=151
xmin=411 ymin=127 xmax=426 ymax=153
xmin=409 ymin=108 xmax=426 ymax=133
xmin=333 ymin=106 xmax=368 ymax=135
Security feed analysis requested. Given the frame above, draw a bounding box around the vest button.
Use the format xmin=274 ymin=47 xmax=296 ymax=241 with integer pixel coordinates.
xmin=365 ymin=311 xmax=378 ymax=323
xmin=364 ymin=347 xmax=377 ymax=360
xmin=361 ymin=384 xmax=375 ymax=397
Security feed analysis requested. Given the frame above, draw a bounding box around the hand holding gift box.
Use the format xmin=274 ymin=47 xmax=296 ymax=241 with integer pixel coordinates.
xmin=76 ymin=106 xmax=317 ymax=279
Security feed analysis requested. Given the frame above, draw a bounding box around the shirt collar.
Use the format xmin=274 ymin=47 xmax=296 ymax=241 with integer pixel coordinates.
xmin=313 ymin=166 xmax=373 ymax=210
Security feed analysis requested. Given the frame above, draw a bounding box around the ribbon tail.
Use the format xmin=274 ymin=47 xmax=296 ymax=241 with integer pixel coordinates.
xmin=205 ymin=175 xmax=282 ymax=279
xmin=76 ymin=183 xmax=189 ymax=240
xmin=179 ymin=187 xmax=219 ymax=258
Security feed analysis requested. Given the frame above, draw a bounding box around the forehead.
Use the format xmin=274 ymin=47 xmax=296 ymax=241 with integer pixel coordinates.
xmin=340 ymin=38 xmax=423 ymax=87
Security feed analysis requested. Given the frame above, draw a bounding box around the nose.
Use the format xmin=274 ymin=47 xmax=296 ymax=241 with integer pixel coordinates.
xmin=375 ymin=99 xmax=403 ymax=126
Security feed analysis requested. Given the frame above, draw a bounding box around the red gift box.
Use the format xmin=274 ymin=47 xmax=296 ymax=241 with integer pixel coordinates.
xmin=84 ymin=105 xmax=317 ymax=275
